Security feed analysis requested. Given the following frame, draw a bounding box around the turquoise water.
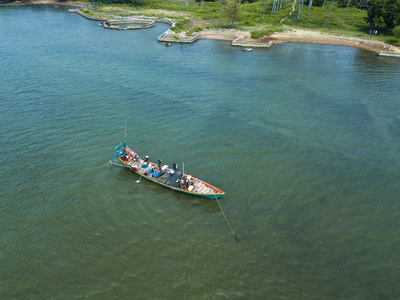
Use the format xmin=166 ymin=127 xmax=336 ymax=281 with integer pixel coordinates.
xmin=1 ymin=5 xmax=400 ymax=299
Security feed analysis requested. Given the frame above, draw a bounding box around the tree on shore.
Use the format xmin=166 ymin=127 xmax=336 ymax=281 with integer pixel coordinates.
xmin=394 ymin=25 xmax=400 ymax=37
xmin=365 ymin=0 xmax=400 ymax=30
xmin=222 ymin=0 xmax=240 ymax=26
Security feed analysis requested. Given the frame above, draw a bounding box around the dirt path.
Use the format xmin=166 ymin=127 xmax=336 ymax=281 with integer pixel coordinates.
xmin=280 ymin=0 xmax=297 ymax=24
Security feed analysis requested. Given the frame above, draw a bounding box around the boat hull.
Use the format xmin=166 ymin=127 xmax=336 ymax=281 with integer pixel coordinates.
xmin=138 ymin=173 xmax=224 ymax=199
xmin=113 ymin=143 xmax=225 ymax=199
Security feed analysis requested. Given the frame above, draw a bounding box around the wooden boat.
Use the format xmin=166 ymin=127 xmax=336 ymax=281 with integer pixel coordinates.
xmin=111 ymin=142 xmax=225 ymax=199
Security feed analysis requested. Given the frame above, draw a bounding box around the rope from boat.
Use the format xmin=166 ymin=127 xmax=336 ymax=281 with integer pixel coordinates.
xmin=109 ymin=161 xmax=131 ymax=169
xmin=214 ymin=195 xmax=239 ymax=242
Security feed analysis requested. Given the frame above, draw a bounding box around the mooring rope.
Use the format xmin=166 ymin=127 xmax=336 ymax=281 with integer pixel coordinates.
xmin=215 ymin=195 xmax=239 ymax=242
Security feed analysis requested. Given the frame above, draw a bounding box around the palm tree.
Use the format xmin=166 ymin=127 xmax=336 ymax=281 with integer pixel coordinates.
xmin=308 ymin=0 xmax=313 ymax=26
xmin=262 ymin=0 xmax=266 ymax=21
xmin=324 ymin=0 xmax=334 ymax=27
xmin=340 ymin=0 xmax=351 ymax=28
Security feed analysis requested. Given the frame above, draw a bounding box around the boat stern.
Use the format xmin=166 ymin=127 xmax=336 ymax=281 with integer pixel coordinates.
xmin=114 ymin=142 xmax=127 ymax=160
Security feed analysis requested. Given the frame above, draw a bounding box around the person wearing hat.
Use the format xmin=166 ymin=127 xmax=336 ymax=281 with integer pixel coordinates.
xmin=157 ymin=159 xmax=162 ymax=171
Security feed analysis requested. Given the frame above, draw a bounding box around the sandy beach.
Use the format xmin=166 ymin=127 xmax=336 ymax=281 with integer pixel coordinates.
xmin=199 ymin=28 xmax=400 ymax=54
xmin=4 ymin=0 xmax=400 ymax=55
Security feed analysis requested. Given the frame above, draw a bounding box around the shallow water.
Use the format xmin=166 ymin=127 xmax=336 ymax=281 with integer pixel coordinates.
xmin=1 ymin=5 xmax=400 ymax=299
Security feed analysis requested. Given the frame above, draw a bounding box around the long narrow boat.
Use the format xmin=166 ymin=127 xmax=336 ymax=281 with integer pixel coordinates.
xmin=111 ymin=142 xmax=225 ymax=199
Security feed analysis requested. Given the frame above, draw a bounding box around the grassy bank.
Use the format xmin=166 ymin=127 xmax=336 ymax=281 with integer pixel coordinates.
xmin=80 ymin=0 xmax=399 ymax=45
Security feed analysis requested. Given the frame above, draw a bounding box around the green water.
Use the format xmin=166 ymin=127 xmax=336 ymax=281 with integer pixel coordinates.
xmin=1 ymin=5 xmax=400 ymax=299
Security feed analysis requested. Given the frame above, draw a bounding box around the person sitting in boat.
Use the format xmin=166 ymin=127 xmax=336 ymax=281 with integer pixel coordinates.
xmin=179 ymin=176 xmax=186 ymax=189
xmin=157 ymin=159 xmax=162 ymax=171
xmin=179 ymin=173 xmax=186 ymax=183
xmin=142 ymin=156 xmax=149 ymax=168
xmin=145 ymin=166 xmax=154 ymax=176
xmin=129 ymin=151 xmax=138 ymax=161
xmin=172 ymin=163 xmax=178 ymax=171
xmin=188 ymin=177 xmax=195 ymax=191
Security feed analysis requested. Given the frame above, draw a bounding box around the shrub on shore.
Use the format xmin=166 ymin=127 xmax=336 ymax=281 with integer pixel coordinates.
xmin=393 ymin=26 xmax=400 ymax=38
xmin=385 ymin=37 xmax=400 ymax=46
xmin=172 ymin=17 xmax=190 ymax=32
xmin=251 ymin=27 xmax=284 ymax=39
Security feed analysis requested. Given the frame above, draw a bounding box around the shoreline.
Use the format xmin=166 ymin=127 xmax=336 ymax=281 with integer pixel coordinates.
xmin=1 ymin=0 xmax=84 ymax=6
xmin=199 ymin=28 xmax=400 ymax=55
xmin=4 ymin=0 xmax=400 ymax=56
xmin=270 ymin=29 xmax=400 ymax=54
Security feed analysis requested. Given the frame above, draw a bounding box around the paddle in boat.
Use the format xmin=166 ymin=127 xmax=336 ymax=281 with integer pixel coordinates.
xmin=111 ymin=142 xmax=225 ymax=199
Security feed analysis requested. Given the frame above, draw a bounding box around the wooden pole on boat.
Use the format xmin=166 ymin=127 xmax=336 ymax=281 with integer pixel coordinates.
xmin=182 ymin=162 xmax=184 ymax=174
xmin=109 ymin=160 xmax=130 ymax=169
xmin=215 ymin=196 xmax=239 ymax=242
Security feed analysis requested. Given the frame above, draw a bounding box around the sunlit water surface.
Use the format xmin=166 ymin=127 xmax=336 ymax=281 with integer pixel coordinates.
xmin=1 ymin=5 xmax=400 ymax=299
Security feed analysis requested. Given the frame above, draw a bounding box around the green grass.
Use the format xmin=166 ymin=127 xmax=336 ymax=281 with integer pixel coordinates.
xmin=251 ymin=26 xmax=285 ymax=38
xmin=393 ymin=26 xmax=400 ymax=38
xmin=286 ymin=3 xmax=369 ymax=32
xmin=82 ymin=0 xmax=399 ymax=45
xmin=384 ymin=37 xmax=400 ymax=46
xmin=172 ymin=17 xmax=191 ymax=32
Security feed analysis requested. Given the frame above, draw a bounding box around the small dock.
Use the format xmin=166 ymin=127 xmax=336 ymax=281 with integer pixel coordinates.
xmin=232 ymin=37 xmax=273 ymax=48
xmin=158 ymin=30 xmax=200 ymax=44
xmin=101 ymin=19 xmax=155 ymax=30
xmin=69 ymin=9 xmax=109 ymax=21
xmin=69 ymin=9 xmax=268 ymax=48
xmin=379 ymin=51 xmax=400 ymax=58
xmin=69 ymin=9 xmax=155 ymax=30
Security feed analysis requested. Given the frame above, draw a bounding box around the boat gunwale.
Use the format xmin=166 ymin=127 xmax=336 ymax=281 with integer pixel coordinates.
xmin=116 ymin=150 xmax=225 ymax=198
